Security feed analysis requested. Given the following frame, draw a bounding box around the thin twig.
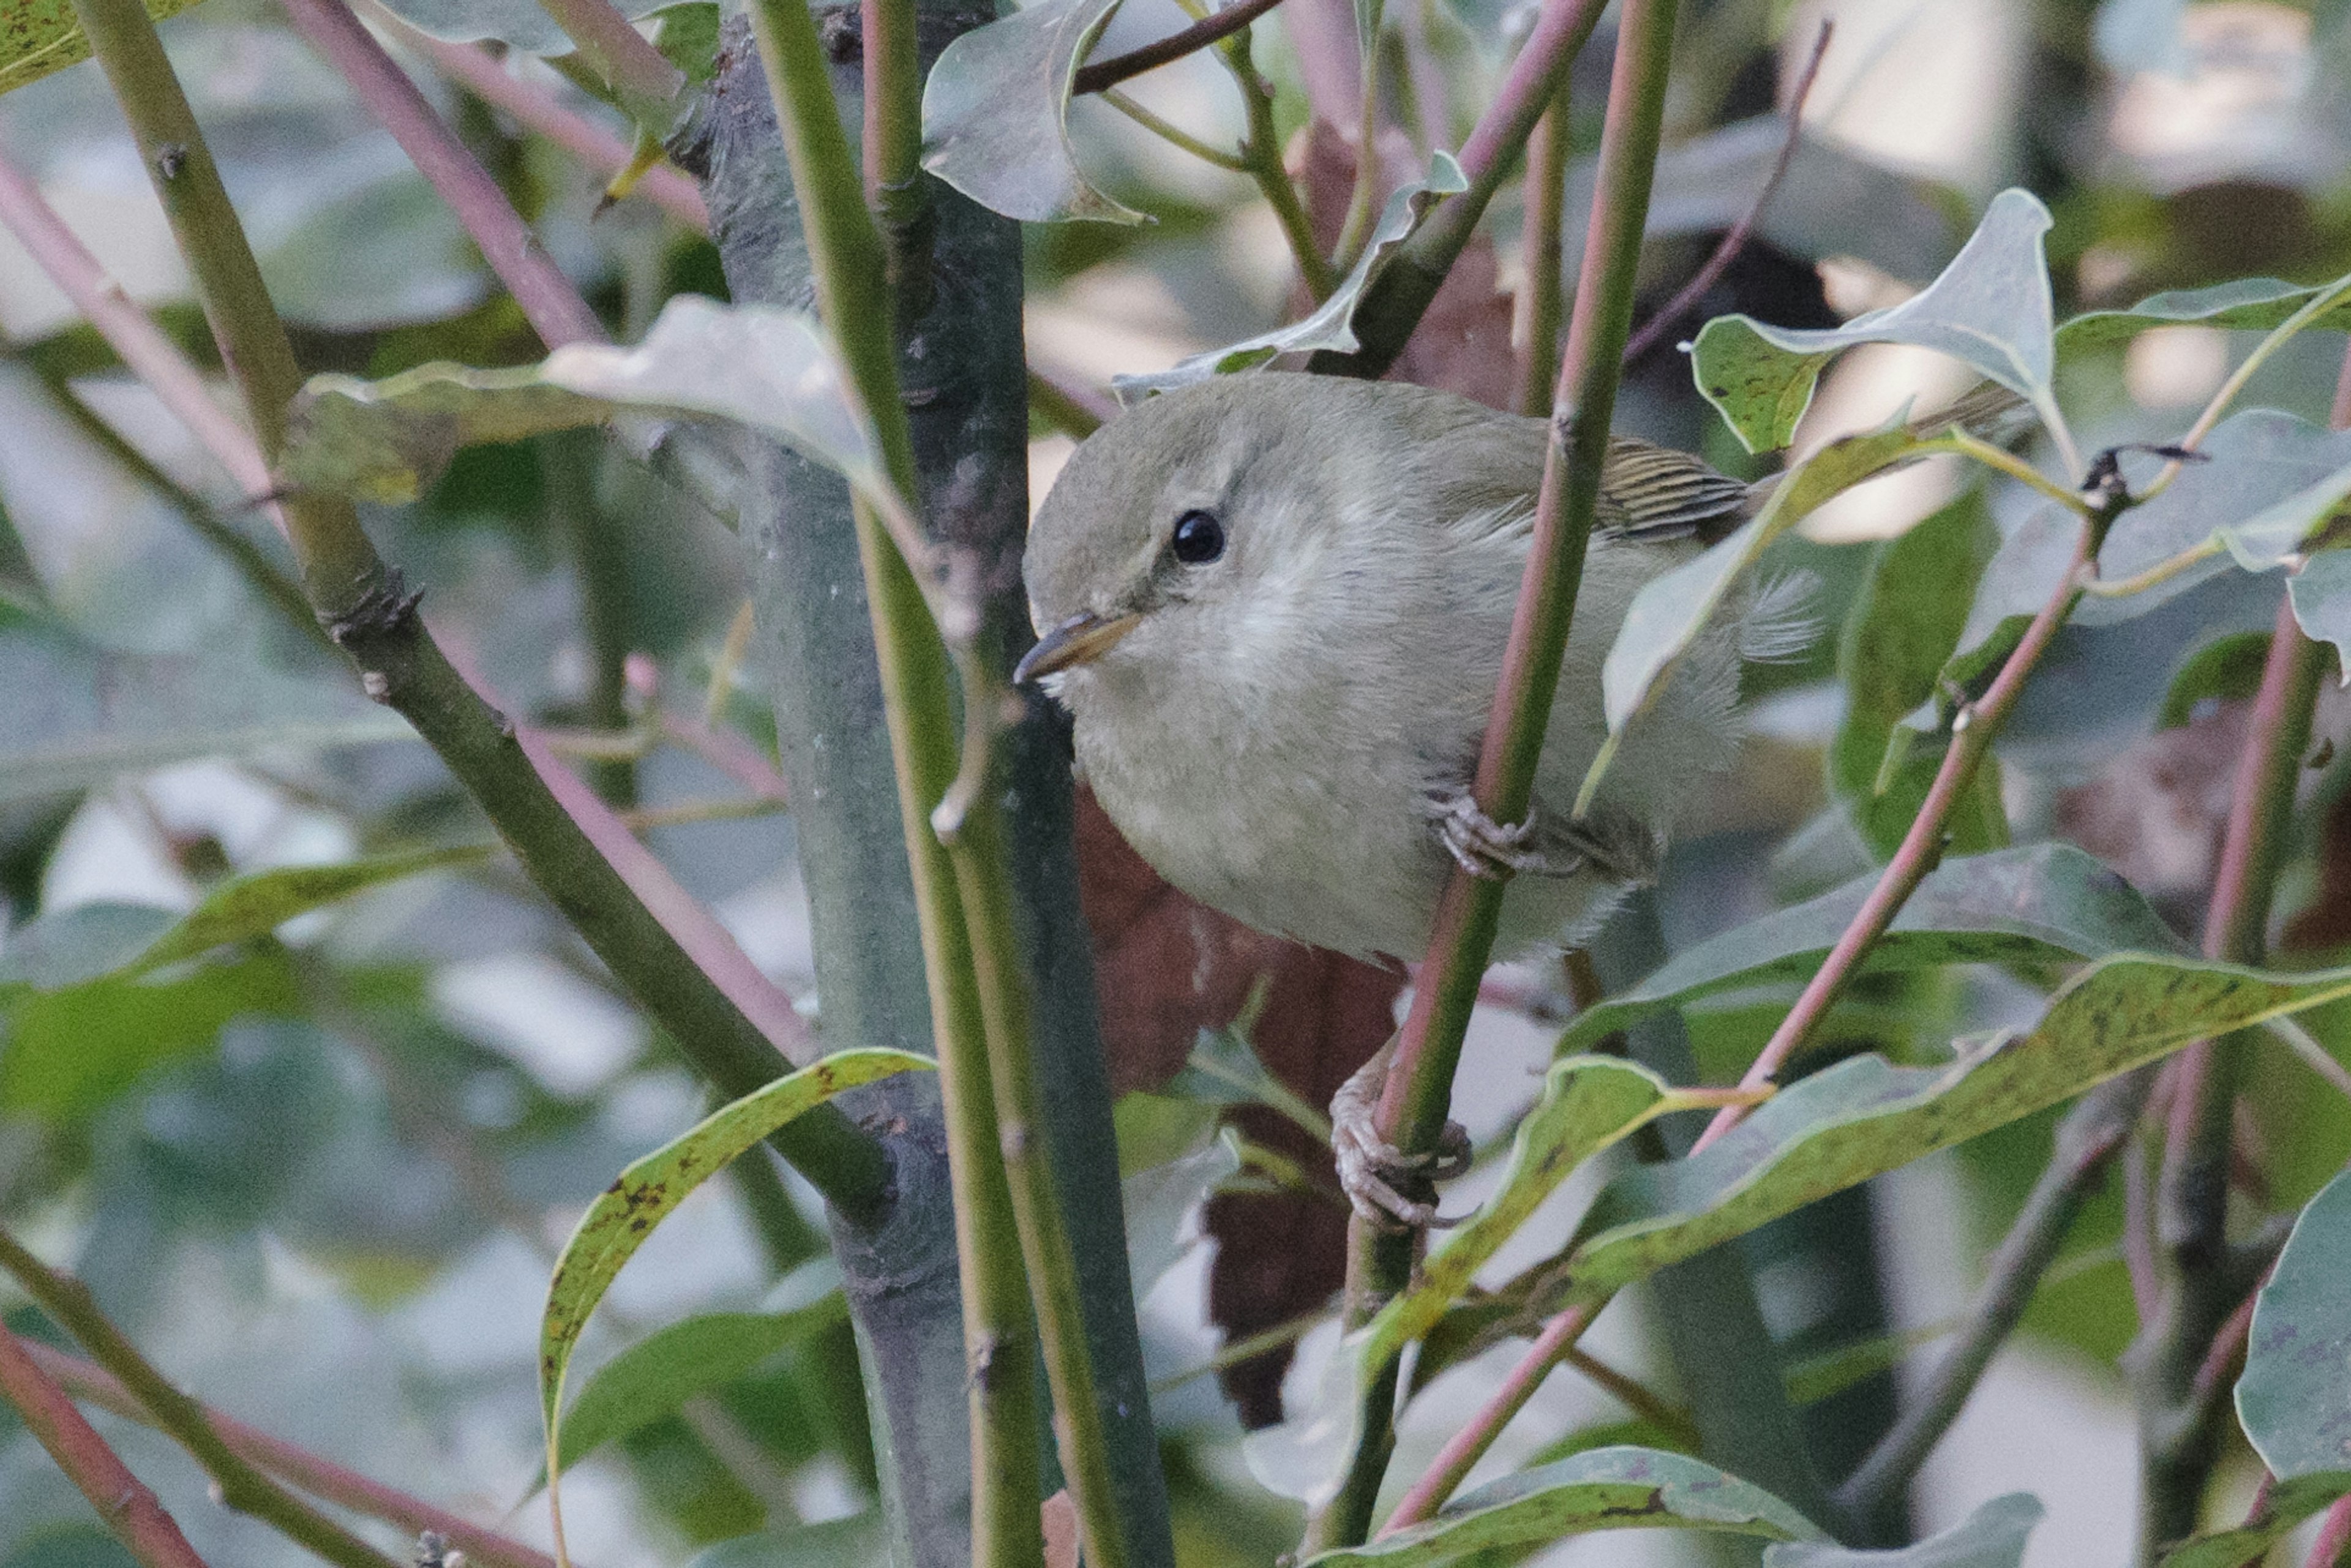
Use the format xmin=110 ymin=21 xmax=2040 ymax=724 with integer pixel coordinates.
xmin=1308 ymin=0 xmax=1681 ymax=1547
xmin=281 ymin=0 xmax=607 ymax=350
xmin=359 ymin=1 xmax=709 ymax=230
xmin=1380 ymin=1302 xmax=1596 ymax=1531
xmin=1073 ymin=0 xmax=1291 ymax=94
xmin=1561 ymin=1346 xmax=1700 ymax=1448
xmin=1513 ymin=86 xmax=1570 ymax=418
xmin=2308 ymin=1496 xmax=2351 ymax=1568
xmin=1100 ymin=88 xmax=1252 ymax=171
xmin=1220 ymin=35 xmax=1336 ymax=299
xmin=1621 ymin=20 xmax=1831 ymax=366
xmin=21 ymin=1340 xmax=561 ymax=1568
xmin=0 ymin=1228 xmax=404 ymax=1568
xmin=0 ymin=1327 xmax=215 ymax=1568
xmin=1833 ymin=1072 xmax=2147 ymax=1519
xmin=1027 ymin=366 xmax=1114 ymax=438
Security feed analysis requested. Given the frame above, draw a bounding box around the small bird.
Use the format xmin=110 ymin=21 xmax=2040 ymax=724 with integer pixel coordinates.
xmin=1014 ymin=373 xmax=1802 ymax=1220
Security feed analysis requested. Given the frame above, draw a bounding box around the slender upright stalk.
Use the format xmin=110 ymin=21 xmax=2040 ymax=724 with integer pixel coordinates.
xmin=1221 ymin=34 xmax=1337 ymax=299
xmin=1308 ymin=0 xmax=1608 ymax=379
xmin=744 ymin=6 xmax=1049 ymax=1565
xmin=1381 ymin=1304 xmax=1594 ymax=1530
xmin=361 ymin=1 xmax=710 ymax=229
xmin=66 ymin=0 xmax=888 ymax=1217
xmin=23 ymin=1341 xmax=560 ymax=1568
xmin=1512 ymin=88 xmax=1569 ymax=418
xmin=0 ymin=1328 xmax=216 ymax=1568
xmin=1330 ymin=0 xmax=1387 ymax=273
xmin=0 ymin=1228 xmax=403 ymax=1568
xmin=863 ymin=0 xmax=932 ymax=312
xmin=1306 ymin=0 xmax=1681 ymax=1548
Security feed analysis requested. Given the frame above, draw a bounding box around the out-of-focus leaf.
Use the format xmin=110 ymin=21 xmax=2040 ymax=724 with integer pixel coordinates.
xmin=1358 ymin=1057 xmax=1692 ymax=1371
xmin=0 ymin=904 xmax=178 ymax=989
xmin=1765 ymin=1493 xmax=2042 ymax=1567
xmin=1831 ymin=492 xmax=2007 ymax=858
xmin=920 ymin=0 xmax=1142 ymax=225
xmin=1295 ymin=1448 xmax=1824 ymax=1566
xmin=1112 ymin=156 xmax=1469 ymax=400
xmin=557 ymin=1297 xmax=847 ymax=1469
xmin=135 ymin=846 xmax=493 ymax=975
xmin=0 ymin=0 xmax=198 ymax=96
xmin=1550 ymin=954 xmax=2351 ymax=1305
xmin=1562 ymin=118 xmax=1959 ymax=293
xmin=540 ymin=1049 xmax=932 ymax=1486
xmin=2057 ymin=276 xmax=2351 ymax=353
xmin=2236 ymin=1169 xmax=2351 ymax=1482
xmin=371 ymin=0 xmax=688 ymax=55
xmin=1110 ymin=1090 xmax=1221 ymax=1176
xmin=1692 ymin=189 xmax=2055 ymax=453
xmin=683 ymin=1517 xmax=885 ymax=1568
xmin=2159 ymin=1473 xmax=2351 ymax=1568
xmin=1554 ymin=844 xmax=2186 ymax=1058
xmin=1168 ymin=1021 xmax=1333 ymax=1140
xmin=1122 ymin=1128 xmax=1241 ymax=1297
xmin=2290 ymin=549 xmax=2351 ymax=685
xmin=2155 ymin=631 xmax=2272 ymax=727
xmin=0 ymin=622 xmax=413 ymax=803
xmin=1 ymin=953 xmax=303 ymax=1118
xmin=1783 ymin=1320 xmax=1957 ymax=1406
xmin=284 ymin=296 xmax=882 ymax=506
xmin=1600 ymin=423 xmax=1940 ymax=737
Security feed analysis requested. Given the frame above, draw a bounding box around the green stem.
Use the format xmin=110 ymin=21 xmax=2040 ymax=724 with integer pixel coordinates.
xmin=744 ymin=7 xmax=1051 ymax=1566
xmin=1100 ymin=88 xmax=1253 ymax=171
xmin=544 ymin=432 xmax=638 ymax=805
xmin=1221 ymin=34 xmax=1337 ymax=299
xmin=0 ymin=1228 xmax=402 ymax=1568
xmin=1330 ymin=0 xmax=1386 ymax=274
xmin=1310 ymin=0 xmax=1680 ymax=1545
xmin=863 ymin=0 xmax=933 ymax=316
xmin=67 ymin=0 xmax=888 ymax=1220
xmin=1512 ymin=86 xmax=1569 ymax=418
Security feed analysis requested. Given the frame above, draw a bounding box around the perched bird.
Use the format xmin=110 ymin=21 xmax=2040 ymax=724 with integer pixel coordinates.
xmin=1014 ymin=372 xmax=1807 ymax=1220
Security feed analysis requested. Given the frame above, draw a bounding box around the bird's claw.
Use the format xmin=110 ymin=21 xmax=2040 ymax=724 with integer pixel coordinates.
xmin=1331 ymin=1043 xmax=1472 ymax=1232
xmin=1437 ymin=794 xmax=1564 ymax=881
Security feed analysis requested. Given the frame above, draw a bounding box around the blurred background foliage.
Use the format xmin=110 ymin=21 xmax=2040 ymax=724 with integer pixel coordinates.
xmin=1 ymin=0 xmax=2349 ymax=1564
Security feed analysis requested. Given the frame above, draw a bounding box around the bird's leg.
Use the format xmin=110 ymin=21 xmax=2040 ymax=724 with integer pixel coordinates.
xmin=1330 ymin=1037 xmax=1473 ymax=1231
xmin=1433 ymin=790 xmax=1660 ymax=885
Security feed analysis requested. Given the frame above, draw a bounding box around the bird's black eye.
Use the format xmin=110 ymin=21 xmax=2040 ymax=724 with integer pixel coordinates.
xmin=1170 ymin=509 xmax=1226 ymax=565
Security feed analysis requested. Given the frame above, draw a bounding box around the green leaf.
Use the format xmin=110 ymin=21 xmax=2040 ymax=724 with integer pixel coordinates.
xmin=2159 ymin=1472 xmax=2351 ymax=1568
xmin=1765 ymin=1493 xmax=2041 ymax=1567
xmin=284 ymin=296 xmax=884 ymax=508
xmin=1554 ymin=843 xmax=2183 ymax=1059
xmin=1692 ymin=189 xmax=2056 ymax=453
xmin=2236 ymin=1169 xmax=2351 ymax=1482
xmin=2290 ymin=549 xmax=2351 ymax=686
xmin=1111 ymin=156 xmax=1469 ymax=399
xmin=1295 ymin=1447 xmax=1824 ymax=1566
xmin=2155 ymin=631 xmax=2273 ymax=729
xmin=0 ymin=0 xmax=199 ymax=96
xmin=557 ymin=1297 xmax=847 ymax=1470
xmin=1122 ymin=1130 xmax=1240 ymax=1296
xmin=0 ymin=622 xmax=414 ymax=805
xmin=539 ymin=1049 xmax=933 ymax=1485
xmin=1831 ymin=492 xmax=2007 ymax=859
xmin=920 ymin=0 xmax=1145 ymax=225
xmin=1168 ymin=1022 xmax=1332 ymax=1141
xmin=133 ymin=846 xmax=492 ymax=975
xmin=1357 ymin=1057 xmax=1695 ymax=1371
xmin=1 ymin=953 xmax=304 ymax=1118
xmin=1555 ymin=953 xmax=2351 ymax=1303
xmin=1600 ymin=421 xmax=1935 ymax=737
xmin=370 ymin=0 xmax=690 ymax=56
xmin=2056 ymin=276 xmax=2351 ymax=354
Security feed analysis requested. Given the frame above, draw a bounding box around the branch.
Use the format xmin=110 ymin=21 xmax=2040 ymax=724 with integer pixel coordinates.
xmin=1620 ymin=19 xmax=1831 ymax=366
xmin=0 ymin=1327 xmax=215 ymax=1568
xmin=1306 ymin=0 xmax=1681 ymax=1545
xmin=1071 ymin=0 xmax=1289 ymax=94
xmin=1381 ymin=1304 xmax=1597 ymax=1529
xmin=1512 ymin=86 xmax=1569 ymax=417
xmin=64 ymin=0 xmax=889 ymax=1220
xmin=1306 ymin=0 xmax=1608 ymax=379
xmin=0 ymin=1228 xmax=403 ymax=1568
xmin=360 ymin=2 xmax=709 ymax=231
xmin=280 ymin=0 xmax=608 ymax=350
xmin=21 ymin=1341 xmax=561 ymax=1568
xmin=862 ymin=0 xmax=931 ymax=313
xmin=1833 ymin=1071 xmax=2148 ymax=1518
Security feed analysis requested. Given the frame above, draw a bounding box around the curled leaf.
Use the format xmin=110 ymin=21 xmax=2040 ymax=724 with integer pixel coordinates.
xmin=921 ymin=0 xmax=1146 ymax=225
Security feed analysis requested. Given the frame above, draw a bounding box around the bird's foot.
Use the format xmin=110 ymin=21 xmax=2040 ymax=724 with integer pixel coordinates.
xmin=1330 ymin=1040 xmax=1473 ymax=1231
xmin=1437 ymin=793 xmax=1554 ymax=880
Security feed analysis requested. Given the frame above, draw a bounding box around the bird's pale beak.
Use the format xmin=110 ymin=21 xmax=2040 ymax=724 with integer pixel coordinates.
xmin=1014 ymin=610 xmax=1142 ymax=684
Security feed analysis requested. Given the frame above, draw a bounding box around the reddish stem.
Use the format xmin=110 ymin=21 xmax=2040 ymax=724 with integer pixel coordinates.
xmin=364 ymin=4 xmax=710 ymax=232
xmin=21 ymin=1341 xmax=559 ymax=1568
xmin=1380 ymin=1303 xmax=1595 ymax=1531
xmin=2308 ymin=1495 xmax=2351 ymax=1568
xmin=0 ymin=1327 xmax=215 ymax=1568
xmin=1072 ymin=0 xmax=1292 ymax=95
xmin=1690 ymin=516 xmax=2101 ymax=1153
xmin=281 ymin=0 xmax=609 ymax=350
